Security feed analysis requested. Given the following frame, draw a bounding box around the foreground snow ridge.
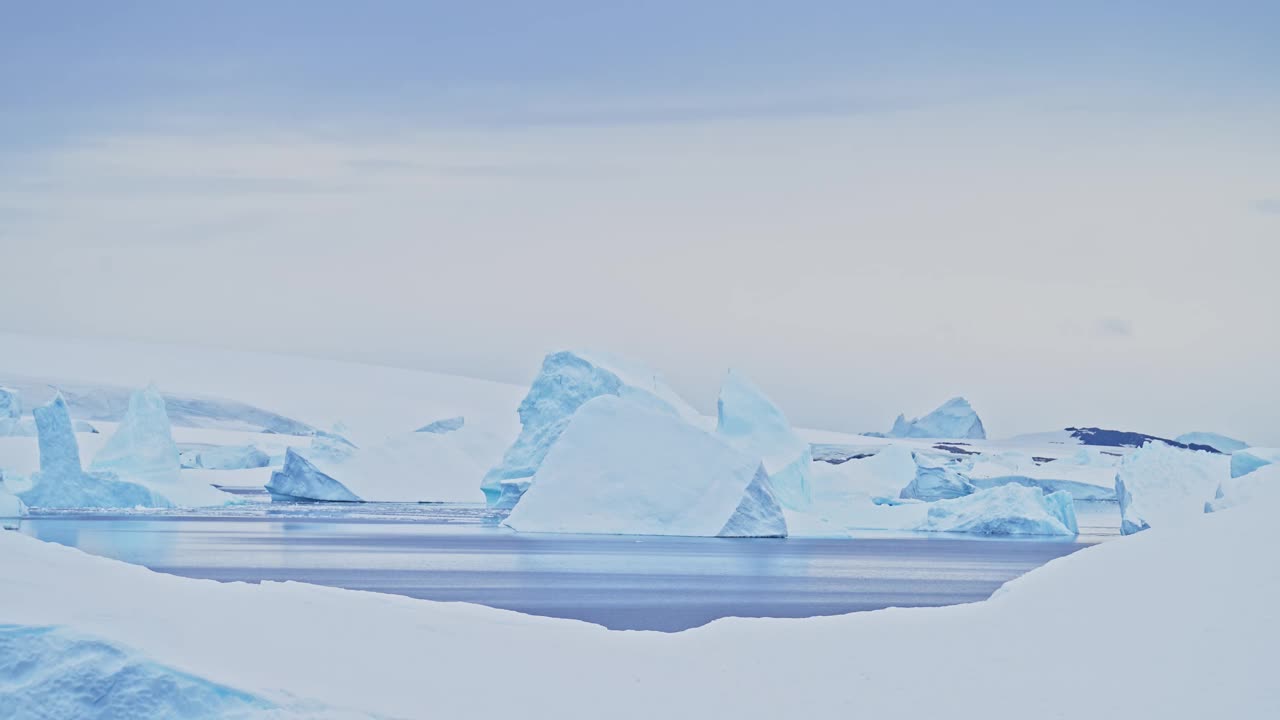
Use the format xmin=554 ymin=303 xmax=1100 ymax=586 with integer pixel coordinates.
xmin=481 ymin=350 xmax=698 ymax=507
xmin=2 ymin=501 xmax=1276 ymax=718
xmin=504 ymin=395 xmax=786 ymax=537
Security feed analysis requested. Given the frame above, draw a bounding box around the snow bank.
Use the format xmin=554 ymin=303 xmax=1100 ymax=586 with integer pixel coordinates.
xmin=1176 ymin=431 xmax=1247 ymax=454
xmin=1115 ymin=442 xmax=1228 ymax=535
xmin=922 ymin=484 xmax=1078 ymax=536
xmin=481 ymin=350 xmax=698 ymax=506
xmin=884 ymin=397 xmax=986 ymax=439
xmin=714 ymin=369 xmax=812 ymax=509
xmin=504 ymin=395 xmax=785 ymax=537
xmin=1231 ymin=447 xmax=1280 ymax=478
xmin=16 ymin=394 xmax=163 ymax=509
xmin=1 ymin=493 xmax=1276 ymax=719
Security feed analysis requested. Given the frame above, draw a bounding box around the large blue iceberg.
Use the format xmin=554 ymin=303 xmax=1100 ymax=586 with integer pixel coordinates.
xmin=481 ymin=350 xmax=698 ymax=507
xmin=883 ymin=397 xmax=986 ymax=439
xmin=714 ymin=369 xmax=812 ymax=510
xmin=503 ymin=395 xmax=786 ymax=537
xmin=921 ymin=484 xmax=1078 ymax=536
xmin=17 ymin=394 xmax=162 ymax=509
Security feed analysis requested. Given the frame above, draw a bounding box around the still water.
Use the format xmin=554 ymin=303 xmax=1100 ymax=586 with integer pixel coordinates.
xmin=17 ymin=500 xmax=1119 ymax=631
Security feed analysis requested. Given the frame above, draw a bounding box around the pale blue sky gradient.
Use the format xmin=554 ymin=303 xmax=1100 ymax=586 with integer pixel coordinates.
xmin=2 ymin=2 xmax=1278 ymax=442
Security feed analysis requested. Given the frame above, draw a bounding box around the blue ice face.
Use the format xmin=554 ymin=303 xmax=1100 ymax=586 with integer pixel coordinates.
xmin=886 ymin=397 xmax=986 ymax=440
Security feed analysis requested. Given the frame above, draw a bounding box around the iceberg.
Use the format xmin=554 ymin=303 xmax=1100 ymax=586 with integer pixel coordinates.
xmin=966 ymin=451 xmax=1118 ymax=501
xmin=1 ymin=480 xmax=27 ymax=529
xmin=1230 ymin=447 xmax=1280 ymax=478
xmin=17 ymin=394 xmax=162 ymax=509
xmin=921 ymin=484 xmax=1078 ymax=536
xmin=811 ymin=444 xmax=917 ymax=503
xmin=481 ymin=350 xmax=699 ymax=506
xmin=267 ymin=431 xmax=486 ymax=503
xmin=0 ymin=385 xmax=35 ymax=437
xmin=90 ymin=385 xmax=183 ymax=487
xmin=266 ymin=448 xmax=361 ymax=502
xmin=883 ymin=397 xmax=986 ymax=439
xmin=89 ymin=386 xmax=234 ymax=508
xmin=416 ymin=416 xmax=465 ymax=434
xmin=1175 ymin=432 xmax=1247 ymax=454
xmin=1115 ymin=442 xmax=1228 ymax=535
xmin=503 ymin=395 xmax=786 ymax=537
xmin=714 ymin=369 xmax=812 ymax=509
xmin=1205 ymin=463 xmax=1280 ymax=513
xmin=180 ymin=444 xmax=271 ymax=470
xmin=900 ymin=452 xmax=975 ymax=501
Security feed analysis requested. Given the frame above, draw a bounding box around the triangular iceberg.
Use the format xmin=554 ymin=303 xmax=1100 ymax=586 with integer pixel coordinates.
xmin=503 ymin=395 xmax=786 ymax=537
xmin=884 ymin=397 xmax=986 ymax=439
xmin=481 ymin=350 xmax=699 ymax=507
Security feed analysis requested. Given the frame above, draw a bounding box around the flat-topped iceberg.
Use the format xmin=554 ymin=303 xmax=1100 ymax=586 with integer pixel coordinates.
xmin=883 ymin=397 xmax=986 ymax=439
xmin=1115 ymin=442 xmax=1228 ymax=535
xmin=1230 ymin=447 xmax=1280 ymax=478
xmin=481 ymin=350 xmax=698 ymax=506
xmin=714 ymin=369 xmax=812 ymax=509
xmin=1175 ymin=432 xmax=1247 ymax=454
xmin=503 ymin=395 xmax=785 ymax=537
xmin=17 ymin=394 xmax=163 ymax=509
xmin=268 ymin=431 xmax=486 ymax=503
xmin=922 ymin=484 xmax=1078 ymax=536
xmin=966 ymin=451 xmax=1117 ymax=501
xmin=179 ymin=444 xmax=271 ymax=470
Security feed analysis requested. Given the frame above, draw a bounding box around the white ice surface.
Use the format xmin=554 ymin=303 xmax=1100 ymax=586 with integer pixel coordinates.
xmin=1 ymin=499 xmax=1275 ymax=718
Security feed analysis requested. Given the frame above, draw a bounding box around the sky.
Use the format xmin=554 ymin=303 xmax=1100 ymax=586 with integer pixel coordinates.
xmin=2 ymin=1 xmax=1278 ymax=443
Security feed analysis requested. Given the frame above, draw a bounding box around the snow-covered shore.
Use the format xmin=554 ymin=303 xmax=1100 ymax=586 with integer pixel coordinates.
xmin=2 ymin=500 xmax=1275 ymax=719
